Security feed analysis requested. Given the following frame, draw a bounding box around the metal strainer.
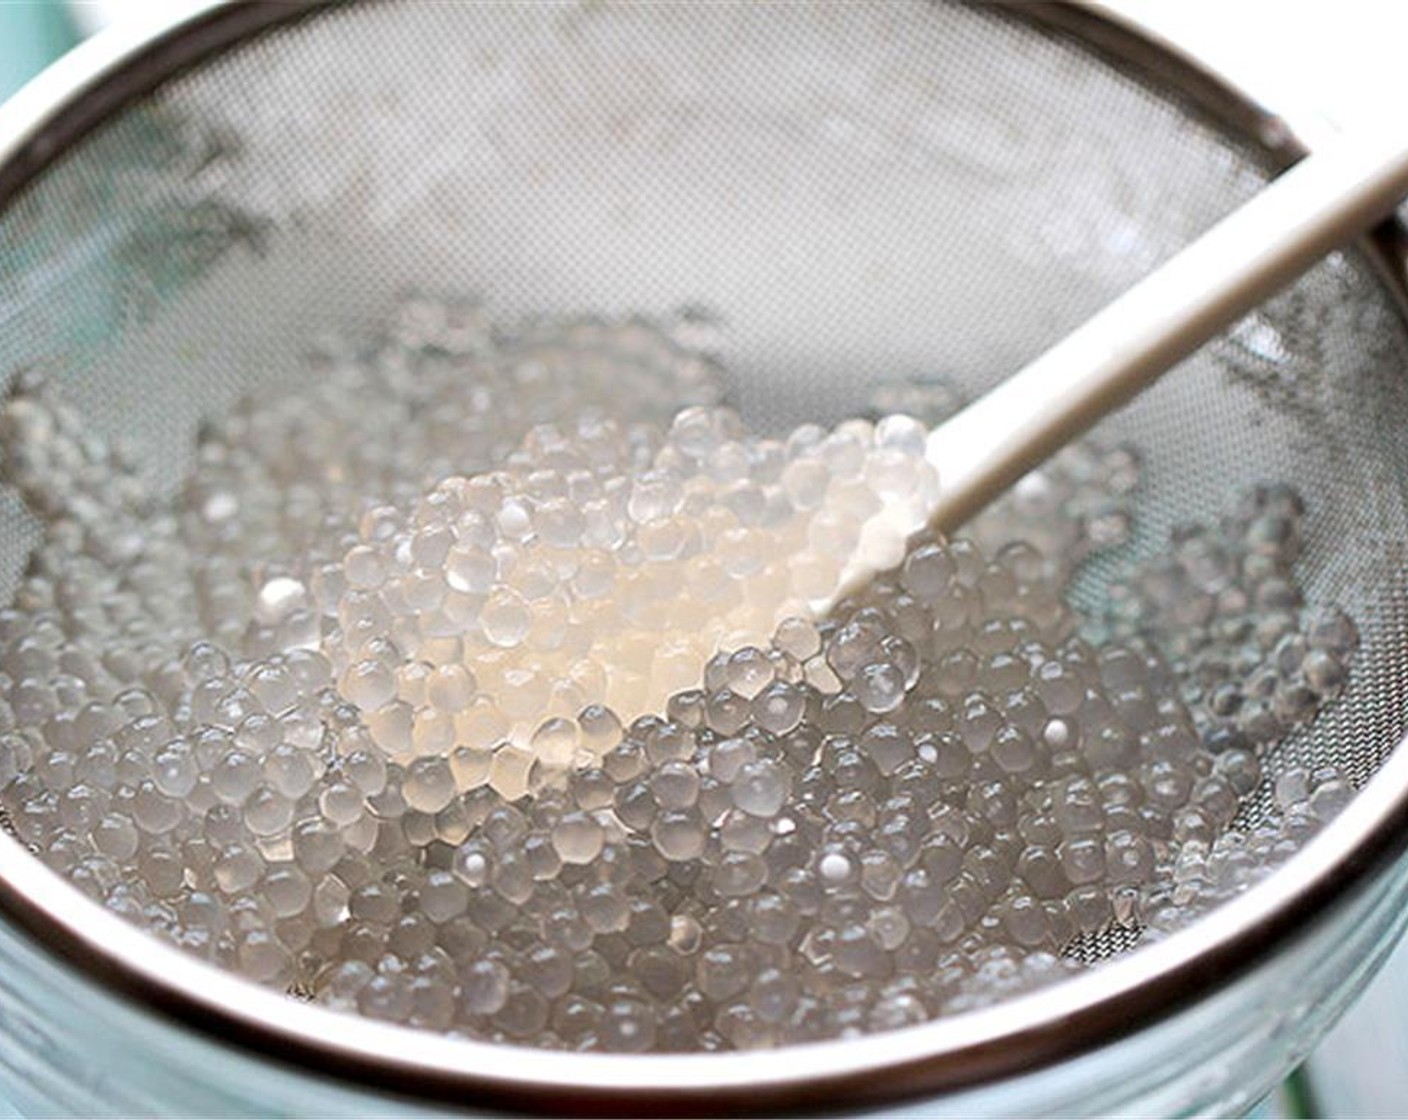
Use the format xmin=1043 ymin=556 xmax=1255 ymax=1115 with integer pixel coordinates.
xmin=3 ymin=2 xmax=1408 ymax=1115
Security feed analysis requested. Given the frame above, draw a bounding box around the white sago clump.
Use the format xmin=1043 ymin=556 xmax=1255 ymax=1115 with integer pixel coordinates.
xmin=328 ymin=403 xmax=940 ymax=797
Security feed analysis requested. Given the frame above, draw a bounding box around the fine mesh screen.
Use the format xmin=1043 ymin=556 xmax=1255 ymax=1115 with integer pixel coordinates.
xmin=1 ymin=0 xmax=1407 ymax=963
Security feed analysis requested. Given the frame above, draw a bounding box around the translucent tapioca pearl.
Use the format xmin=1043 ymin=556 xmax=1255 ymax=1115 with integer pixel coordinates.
xmin=560 ymin=767 xmax=611 ymax=816
xmin=1309 ymin=775 xmax=1353 ymax=821
xmin=260 ymin=864 xmax=313 ymax=919
xmin=1105 ymin=828 xmax=1155 ymax=882
xmin=815 ymin=692 xmax=865 ymax=738
xmin=851 ymin=662 xmax=906 ymax=715
xmin=337 ymin=655 xmax=398 ymax=715
xmin=855 ymin=723 xmax=909 ymax=778
xmin=571 ymin=882 xmax=625 ymax=936
xmin=128 ymin=778 xmax=184 ymax=835
xmin=92 ymin=812 xmax=140 ymax=860
xmin=1302 ymin=649 xmax=1348 ymax=697
xmin=1187 ymin=776 xmax=1238 ymax=828
xmin=730 ymin=760 xmax=789 ymax=818
xmin=550 ymin=811 xmax=606 ymax=865
xmin=290 ymin=818 xmax=345 ymax=875
xmin=151 ymin=740 xmax=198 ymax=799
xmin=718 ymin=647 xmax=771 ymax=701
xmin=799 ymin=653 xmax=842 ymax=694
xmin=206 ymin=747 xmax=261 ymax=806
xmin=772 ymin=617 xmax=821 ymax=663
xmin=339 ymin=743 xmax=387 ymax=796
xmin=712 ymin=852 xmax=768 ymax=898
xmin=677 ymin=773 xmax=720 ymax=830
xmin=600 ymin=737 xmax=648 ymax=791
xmin=1303 ymin=606 xmax=1358 ymax=658
xmin=714 ymin=809 xmax=769 ymax=856
xmin=702 ymin=688 xmax=750 ymax=736
xmin=479 ymin=589 xmax=532 ymax=649
xmin=400 ymin=757 xmax=453 ymax=814
xmin=484 ymin=745 xmax=533 ymax=802
xmin=647 ymin=761 xmax=699 ymax=811
xmin=244 ymin=786 xmax=295 ymax=837
xmin=749 ymin=682 xmax=803 ymax=737
xmin=852 ymin=848 xmax=901 ymax=901
xmin=650 ymin=809 xmax=707 ymax=862
xmin=991 ymin=895 xmax=1048 ymax=949
xmin=316 ymin=957 xmax=377 ymax=1014
xmin=955 ymin=693 xmax=1002 ymax=754
xmin=212 ymin=840 xmax=266 ymax=894
xmin=704 ymin=738 xmax=755 ymax=787
xmin=1031 ymin=659 xmax=1085 ymax=716
xmin=584 ymin=996 xmax=654 ymax=1053
xmin=825 ymin=620 xmax=888 ymax=683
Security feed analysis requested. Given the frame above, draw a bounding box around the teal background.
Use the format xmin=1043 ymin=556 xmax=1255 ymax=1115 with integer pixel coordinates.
xmin=0 ymin=2 xmax=78 ymax=101
xmin=0 ymin=1 xmax=76 ymax=1098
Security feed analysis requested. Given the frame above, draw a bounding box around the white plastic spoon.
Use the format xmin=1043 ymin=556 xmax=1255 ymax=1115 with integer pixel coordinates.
xmin=829 ymin=130 xmax=1408 ymax=606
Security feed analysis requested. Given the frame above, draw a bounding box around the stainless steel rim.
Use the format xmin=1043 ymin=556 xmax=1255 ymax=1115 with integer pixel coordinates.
xmin=1 ymin=2 xmax=1406 ymax=1112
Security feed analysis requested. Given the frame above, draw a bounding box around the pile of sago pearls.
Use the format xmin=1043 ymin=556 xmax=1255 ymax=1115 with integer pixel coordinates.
xmin=0 ymin=298 xmax=1357 ymax=1051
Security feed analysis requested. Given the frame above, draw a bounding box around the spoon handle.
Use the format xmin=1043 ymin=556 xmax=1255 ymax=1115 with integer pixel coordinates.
xmin=924 ymin=132 xmax=1408 ymax=536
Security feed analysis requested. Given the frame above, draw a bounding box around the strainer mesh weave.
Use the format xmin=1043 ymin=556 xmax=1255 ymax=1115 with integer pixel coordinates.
xmin=1 ymin=0 xmax=1407 ymax=967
